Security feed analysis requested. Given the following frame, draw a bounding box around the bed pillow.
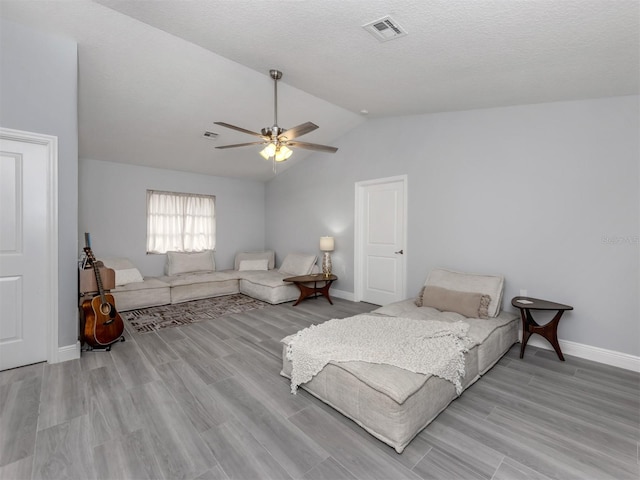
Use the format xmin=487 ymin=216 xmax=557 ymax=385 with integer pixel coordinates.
xmin=278 ymin=253 xmax=317 ymax=276
xmin=417 ymin=285 xmax=490 ymax=319
xmin=238 ymin=258 xmax=269 ymax=271
xmin=166 ymin=250 xmax=215 ymax=276
xmin=234 ymin=250 xmax=275 ymax=270
xmin=424 ymin=268 xmax=504 ymax=317
xmin=100 ymin=258 xmax=144 ymax=286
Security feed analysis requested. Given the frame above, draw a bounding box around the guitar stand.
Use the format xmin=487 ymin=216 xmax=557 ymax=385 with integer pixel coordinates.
xmin=81 ymin=335 xmax=125 ymax=352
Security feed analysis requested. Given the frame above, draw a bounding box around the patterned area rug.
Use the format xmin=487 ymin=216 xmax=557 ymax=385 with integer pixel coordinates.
xmin=121 ymin=294 xmax=269 ymax=334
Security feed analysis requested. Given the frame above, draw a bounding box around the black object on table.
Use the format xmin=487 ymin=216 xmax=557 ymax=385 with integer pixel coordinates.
xmin=511 ymin=296 xmax=573 ymax=361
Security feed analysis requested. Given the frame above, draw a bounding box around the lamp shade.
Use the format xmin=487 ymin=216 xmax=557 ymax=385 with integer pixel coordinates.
xmin=320 ymin=236 xmax=334 ymax=252
xmin=275 ymin=145 xmax=293 ymax=162
xmin=260 ymin=143 xmax=277 ymax=160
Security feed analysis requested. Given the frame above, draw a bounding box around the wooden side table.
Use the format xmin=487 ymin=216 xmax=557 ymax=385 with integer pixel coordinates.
xmin=283 ymin=274 xmax=337 ymax=306
xmin=512 ymin=296 xmax=573 ymax=361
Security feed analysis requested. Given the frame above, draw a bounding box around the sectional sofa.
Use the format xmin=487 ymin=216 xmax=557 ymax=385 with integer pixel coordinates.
xmin=101 ymin=250 xmax=319 ymax=311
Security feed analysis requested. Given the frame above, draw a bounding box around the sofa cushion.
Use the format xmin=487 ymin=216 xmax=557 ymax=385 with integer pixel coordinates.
xmin=278 ymin=253 xmax=317 ymax=276
xmin=239 ymin=271 xmax=299 ymax=304
xmin=171 ymin=279 xmax=239 ymax=304
xmin=113 ymin=276 xmax=169 ymax=292
xmin=237 ymin=270 xmax=289 ymax=286
xmin=112 ymin=277 xmax=171 ymax=311
xmin=424 ymin=268 xmax=504 ymax=317
xmin=166 ymin=250 xmax=215 ymax=276
xmin=158 ymin=270 xmax=239 ymax=287
xmin=100 ymin=258 xmax=144 ymax=286
xmin=157 ymin=271 xmax=240 ymax=304
xmin=238 ymin=258 xmax=269 ymax=271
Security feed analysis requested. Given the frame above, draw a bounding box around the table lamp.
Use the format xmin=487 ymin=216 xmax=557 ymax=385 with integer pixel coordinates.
xmin=319 ymin=236 xmax=334 ymax=277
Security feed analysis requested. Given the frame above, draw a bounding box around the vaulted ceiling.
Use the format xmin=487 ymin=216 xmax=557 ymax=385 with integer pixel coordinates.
xmin=1 ymin=0 xmax=638 ymax=180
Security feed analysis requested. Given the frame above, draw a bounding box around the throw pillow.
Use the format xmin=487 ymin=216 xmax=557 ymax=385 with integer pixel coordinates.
xmin=234 ymin=251 xmax=275 ymax=270
xmin=166 ymin=250 xmax=215 ymax=276
xmin=113 ymin=268 xmax=144 ymax=286
xmin=278 ymin=253 xmax=317 ymax=276
xmin=238 ymin=258 xmax=269 ymax=271
xmin=100 ymin=258 xmax=144 ymax=286
xmin=419 ymin=285 xmax=491 ymax=319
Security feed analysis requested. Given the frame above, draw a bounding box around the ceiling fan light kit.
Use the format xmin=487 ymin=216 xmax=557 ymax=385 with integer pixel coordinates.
xmin=215 ymin=69 xmax=337 ymax=169
xmin=259 ymin=143 xmax=292 ymax=162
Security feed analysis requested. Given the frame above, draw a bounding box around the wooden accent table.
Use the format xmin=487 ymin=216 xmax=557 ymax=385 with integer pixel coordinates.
xmin=283 ymin=274 xmax=337 ymax=307
xmin=512 ymin=296 xmax=573 ymax=361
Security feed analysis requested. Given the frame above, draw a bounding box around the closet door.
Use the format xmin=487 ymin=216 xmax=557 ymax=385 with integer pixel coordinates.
xmin=355 ymin=175 xmax=407 ymax=306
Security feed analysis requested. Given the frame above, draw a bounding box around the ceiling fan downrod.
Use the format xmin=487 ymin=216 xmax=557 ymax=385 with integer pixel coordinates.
xmin=270 ymin=69 xmax=283 ymax=136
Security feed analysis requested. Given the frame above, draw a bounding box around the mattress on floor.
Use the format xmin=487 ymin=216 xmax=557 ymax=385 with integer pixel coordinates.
xmin=280 ymin=301 xmax=517 ymax=453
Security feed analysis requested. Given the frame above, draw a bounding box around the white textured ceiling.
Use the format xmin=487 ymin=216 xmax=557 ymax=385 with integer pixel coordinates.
xmin=1 ymin=0 xmax=638 ymax=181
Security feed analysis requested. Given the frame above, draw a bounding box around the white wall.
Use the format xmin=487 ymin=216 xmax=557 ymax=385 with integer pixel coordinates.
xmin=0 ymin=20 xmax=79 ymax=348
xmin=266 ymin=96 xmax=639 ymax=357
xmin=79 ymin=159 xmax=266 ymax=275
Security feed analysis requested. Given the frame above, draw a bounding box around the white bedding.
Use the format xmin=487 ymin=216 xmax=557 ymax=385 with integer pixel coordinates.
xmin=286 ymin=315 xmax=473 ymax=395
xmin=372 ymin=299 xmax=518 ymax=372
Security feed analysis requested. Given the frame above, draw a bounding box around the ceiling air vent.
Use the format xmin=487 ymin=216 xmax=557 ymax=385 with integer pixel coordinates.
xmin=202 ymin=131 xmax=218 ymax=140
xmin=362 ymin=16 xmax=408 ymax=42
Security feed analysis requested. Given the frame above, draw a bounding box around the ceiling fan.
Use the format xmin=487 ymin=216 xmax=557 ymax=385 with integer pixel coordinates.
xmin=214 ymin=69 xmax=338 ymax=163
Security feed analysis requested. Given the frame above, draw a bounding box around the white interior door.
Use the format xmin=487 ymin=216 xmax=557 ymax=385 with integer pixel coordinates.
xmin=355 ymin=176 xmax=406 ymax=305
xmin=0 ymin=129 xmax=57 ymax=371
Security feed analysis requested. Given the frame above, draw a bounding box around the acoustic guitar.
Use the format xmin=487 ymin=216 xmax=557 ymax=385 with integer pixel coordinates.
xmin=81 ymin=246 xmax=125 ymax=348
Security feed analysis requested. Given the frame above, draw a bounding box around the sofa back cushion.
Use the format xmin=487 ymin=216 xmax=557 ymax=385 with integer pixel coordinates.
xmin=234 ymin=250 xmax=275 ymax=270
xmin=166 ymin=250 xmax=215 ymax=276
xmin=423 ymin=267 xmax=504 ymax=317
xmin=278 ymin=253 xmax=317 ymax=276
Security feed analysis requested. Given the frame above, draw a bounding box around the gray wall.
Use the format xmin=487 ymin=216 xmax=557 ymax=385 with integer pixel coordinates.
xmin=2 ymin=16 xmax=637 ymax=359
xmin=0 ymin=20 xmax=79 ymax=348
xmin=79 ymin=159 xmax=266 ymax=275
xmin=266 ymin=96 xmax=640 ymax=356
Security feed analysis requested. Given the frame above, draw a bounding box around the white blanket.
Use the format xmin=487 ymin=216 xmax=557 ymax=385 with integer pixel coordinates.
xmin=286 ymin=315 xmax=473 ymax=395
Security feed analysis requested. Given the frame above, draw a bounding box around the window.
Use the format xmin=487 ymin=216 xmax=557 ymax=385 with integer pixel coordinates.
xmin=146 ymin=190 xmax=216 ymax=254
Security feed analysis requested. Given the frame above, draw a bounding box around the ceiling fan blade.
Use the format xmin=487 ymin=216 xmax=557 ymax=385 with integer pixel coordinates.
xmin=278 ymin=122 xmax=319 ymax=141
xmin=215 ymin=142 xmax=265 ymax=149
xmin=214 ymin=122 xmax=265 ymax=138
xmin=287 ymin=141 xmax=338 ymax=153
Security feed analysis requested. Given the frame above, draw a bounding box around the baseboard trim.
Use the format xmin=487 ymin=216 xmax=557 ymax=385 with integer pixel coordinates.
xmin=331 ymin=289 xmax=355 ymax=302
xmin=520 ymin=332 xmax=639 ymax=372
xmin=56 ymin=341 xmax=81 ymax=363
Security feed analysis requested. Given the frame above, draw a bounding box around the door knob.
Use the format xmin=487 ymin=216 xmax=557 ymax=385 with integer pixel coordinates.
xmin=395 ymin=249 xmax=404 ymax=254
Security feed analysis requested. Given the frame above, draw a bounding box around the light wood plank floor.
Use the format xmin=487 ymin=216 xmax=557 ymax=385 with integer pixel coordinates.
xmin=1 ymin=298 xmax=638 ymax=479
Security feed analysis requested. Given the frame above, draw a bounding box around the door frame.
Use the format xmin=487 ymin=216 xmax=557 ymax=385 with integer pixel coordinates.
xmin=354 ymin=174 xmax=408 ymax=303
xmin=1 ymin=127 xmax=59 ymax=365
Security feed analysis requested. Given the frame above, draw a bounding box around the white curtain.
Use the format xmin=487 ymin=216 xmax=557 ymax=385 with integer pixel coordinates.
xmin=146 ymin=190 xmax=216 ymax=253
